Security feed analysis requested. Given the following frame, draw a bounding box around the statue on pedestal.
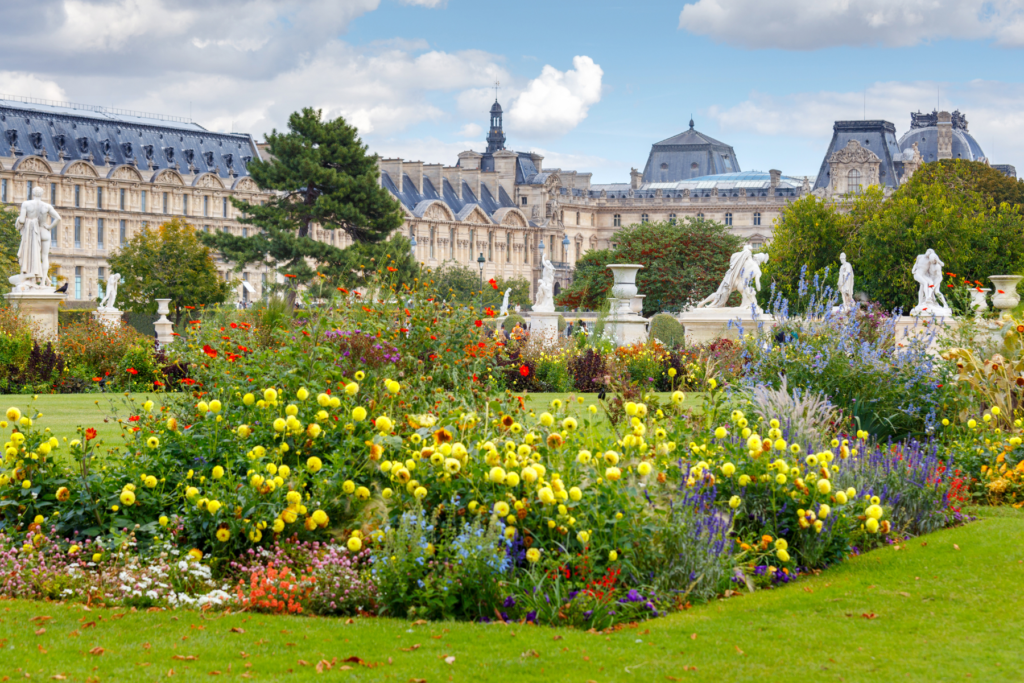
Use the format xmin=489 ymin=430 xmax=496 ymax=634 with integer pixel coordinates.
xmin=534 ymin=255 xmax=556 ymax=313
xmin=836 ymin=252 xmax=855 ymax=312
xmin=10 ymin=187 xmax=60 ymax=291
xmin=910 ymin=249 xmax=952 ymax=316
xmin=696 ymin=245 xmax=768 ymax=312
xmin=499 ymin=287 xmax=512 ymax=317
xmin=98 ymin=273 xmax=121 ymax=311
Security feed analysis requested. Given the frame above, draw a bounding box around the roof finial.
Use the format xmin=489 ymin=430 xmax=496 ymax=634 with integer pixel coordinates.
xmin=494 ymin=80 xmax=500 ymax=102
xmin=689 ymin=115 xmax=694 ymax=129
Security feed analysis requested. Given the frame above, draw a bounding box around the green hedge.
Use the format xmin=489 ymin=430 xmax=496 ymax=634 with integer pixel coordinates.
xmin=502 ymin=314 xmax=526 ymax=331
xmin=649 ymin=313 xmax=685 ymax=347
xmin=58 ymin=309 xmax=94 ymax=327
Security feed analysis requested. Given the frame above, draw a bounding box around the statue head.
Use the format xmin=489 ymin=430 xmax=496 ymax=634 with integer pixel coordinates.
xmin=31 ymin=187 xmax=44 ymax=200
xmin=840 ymin=252 xmax=847 ymax=263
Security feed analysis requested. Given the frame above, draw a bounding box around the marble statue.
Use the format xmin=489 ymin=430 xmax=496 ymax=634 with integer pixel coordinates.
xmin=696 ymin=245 xmax=768 ymax=311
xmin=499 ymin=287 xmax=512 ymax=317
xmin=10 ymin=187 xmax=60 ymax=291
xmin=910 ymin=248 xmax=952 ymax=316
xmin=98 ymin=273 xmax=121 ymax=311
xmin=534 ymin=255 xmax=556 ymax=312
xmin=837 ymin=252 xmax=855 ymax=312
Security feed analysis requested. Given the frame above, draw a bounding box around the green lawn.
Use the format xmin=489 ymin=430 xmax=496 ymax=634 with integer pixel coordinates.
xmin=3 ymin=509 xmax=1021 ymax=682
xmin=0 ymin=392 xmax=171 ymax=446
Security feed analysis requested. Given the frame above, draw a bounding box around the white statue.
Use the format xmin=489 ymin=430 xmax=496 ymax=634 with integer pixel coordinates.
xmin=534 ymin=255 xmax=556 ymax=312
xmin=499 ymin=287 xmax=512 ymax=317
xmin=837 ymin=252 xmax=855 ymax=312
xmin=910 ymin=248 xmax=952 ymax=316
xmin=696 ymin=245 xmax=768 ymax=312
xmin=98 ymin=273 xmax=121 ymax=311
xmin=10 ymin=187 xmax=60 ymax=291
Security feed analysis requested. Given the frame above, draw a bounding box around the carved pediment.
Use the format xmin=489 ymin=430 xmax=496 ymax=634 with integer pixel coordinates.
xmin=13 ymin=156 xmax=51 ymax=174
xmin=232 ymin=176 xmax=259 ymax=192
xmin=153 ymin=168 xmax=185 ymax=185
xmin=193 ymin=173 xmax=225 ymax=189
xmin=494 ymin=207 xmax=528 ymax=227
xmin=62 ymin=160 xmax=99 ymax=178
xmin=109 ymin=164 xmax=143 ymax=181
xmin=829 ymin=140 xmax=880 ymax=165
xmin=462 ymin=207 xmax=491 ymax=225
xmin=423 ymin=202 xmax=454 ymax=221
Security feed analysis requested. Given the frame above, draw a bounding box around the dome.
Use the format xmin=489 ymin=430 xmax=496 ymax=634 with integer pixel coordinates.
xmin=897 ymin=110 xmax=986 ymax=163
xmin=489 ymin=100 xmax=503 ymax=114
xmin=641 ymin=119 xmax=740 ymax=183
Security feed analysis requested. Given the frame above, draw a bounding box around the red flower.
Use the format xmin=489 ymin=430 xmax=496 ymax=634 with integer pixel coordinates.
xmin=429 ymin=354 xmax=438 ymax=361
xmin=400 ymin=328 xmax=409 ymax=333
xmin=284 ymin=274 xmax=297 ymax=278
xmin=519 ymin=365 xmax=530 ymax=377
xmin=477 ymin=342 xmax=486 ymax=349
xmin=85 ymin=428 xmax=97 ymax=441
xmin=153 ymin=380 xmax=164 ymax=387
xmin=128 ymin=415 xmax=140 ymax=422
xmin=230 ymin=323 xmax=238 ymax=329
xmin=488 ymin=278 xmax=498 ymax=290
xmin=484 ymin=307 xmax=497 ymax=317
xmin=126 ymin=368 xmax=138 ymax=375
xmin=387 ymin=266 xmax=397 ymax=272
xmin=998 ymin=290 xmax=1006 ymax=294
xmin=430 ymin=335 xmax=437 ymax=340
xmin=338 ymin=287 xmax=348 ymax=294
xmin=180 ymin=378 xmax=197 ymax=385
xmin=184 ymin=305 xmax=195 ymax=310
xmin=202 ymin=344 xmax=218 ymax=358
xmin=474 ymin=320 xmax=483 ymax=328
xmin=91 ymin=377 xmax=102 ymax=382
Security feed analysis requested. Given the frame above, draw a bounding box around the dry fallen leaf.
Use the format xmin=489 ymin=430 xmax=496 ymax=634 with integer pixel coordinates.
xmin=862 ymin=613 xmax=878 ymax=620
xmin=89 ymin=647 xmax=105 ymax=656
xmin=83 ymin=622 xmax=96 ymax=629
xmin=735 ymin=645 xmax=744 ymax=655
xmin=953 ymin=544 xmax=960 ymax=551
xmin=35 ymin=628 xmax=46 ymax=635
xmin=167 ymin=668 xmax=175 ymax=677
xmin=230 ymin=628 xmax=245 ymax=634
xmin=208 ymin=672 xmax=221 ymax=676
xmin=690 ymin=633 xmax=697 ymax=640
xmin=408 ymin=679 xmax=426 ymax=683
xmin=37 ymin=644 xmax=47 ymax=654
xmin=30 ymin=616 xmax=53 ymax=623
xmin=444 ymin=656 xmax=455 ymax=665
xmin=298 ymin=660 xmax=310 ymax=667
xmin=51 ymin=676 xmax=67 ymax=680
xmin=411 ymin=620 xmax=428 ymax=626
xmin=171 ymin=655 xmax=197 ymax=661
xmin=552 ymin=635 xmax=563 ymax=641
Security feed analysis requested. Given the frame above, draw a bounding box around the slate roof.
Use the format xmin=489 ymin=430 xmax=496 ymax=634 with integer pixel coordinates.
xmin=897 ymin=126 xmax=986 ymax=163
xmin=641 ymin=120 xmax=741 ymax=183
xmin=813 ymin=120 xmax=903 ymax=191
xmin=0 ymin=97 xmax=260 ymax=178
xmin=592 ymin=171 xmax=804 ymax=199
xmin=380 ymin=171 xmax=525 ymax=224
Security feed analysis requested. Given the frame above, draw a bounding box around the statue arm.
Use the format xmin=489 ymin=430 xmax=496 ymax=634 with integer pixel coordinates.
xmin=15 ymin=203 xmax=26 ymax=229
xmin=47 ymin=205 xmax=62 ymax=230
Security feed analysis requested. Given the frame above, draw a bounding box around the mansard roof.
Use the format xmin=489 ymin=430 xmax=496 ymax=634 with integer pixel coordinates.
xmin=0 ymin=97 xmax=261 ymax=180
xmin=641 ymin=120 xmax=741 ymax=183
xmin=813 ymin=120 xmax=902 ymax=191
xmin=380 ymin=171 xmax=527 ymax=225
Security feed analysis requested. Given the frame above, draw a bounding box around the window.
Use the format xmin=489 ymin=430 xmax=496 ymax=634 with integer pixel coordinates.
xmin=97 ymin=187 xmax=102 ymax=209
xmin=74 ymin=266 xmax=82 ymax=300
xmin=488 ymin=232 xmax=493 ymax=261
xmin=559 ymin=210 xmax=564 ymax=223
xmin=203 ymin=195 xmax=209 ymax=217
xmin=750 ymin=239 xmax=764 ymax=250
xmin=613 ymin=214 xmax=621 ymax=227
xmin=74 ymin=184 xmax=81 ymax=207
xmin=26 ymin=181 xmax=33 ymax=200
xmin=97 ymin=267 xmax=105 ymax=300
xmin=847 ymin=169 xmax=862 ymax=194
xmin=74 ymin=217 xmax=81 ymax=249
xmin=590 ymin=213 xmax=594 ymax=226
xmin=204 ymin=225 xmax=210 ymax=233
xmin=222 ymin=197 xmax=228 ymax=218
xmin=182 ymin=194 xmax=189 ymax=215
xmin=753 ymin=212 xmax=761 ymax=226
xmin=429 ymin=226 xmax=435 ymax=259
xmin=724 ymin=212 xmax=733 ymax=226
xmin=506 ymin=232 xmax=511 ymax=262
xmin=140 ymin=190 xmax=147 ymax=213
xmin=575 ymin=211 xmax=580 ymax=225
xmin=242 ymin=273 xmax=249 ymax=304
xmin=261 ymin=272 xmax=267 ymax=297
xmin=119 ymin=220 xmax=126 ymax=246
xmin=641 ymin=213 xmax=649 ymax=224
xmin=449 ymin=228 xmax=455 ymax=260
xmin=142 ymin=221 xmax=148 ymax=230
xmin=521 ymin=196 xmax=527 ymax=206
xmin=242 ymin=227 xmax=248 ymax=238
xmin=575 ymin=242 xmax=581 ymax=261
xmin=97 ymin=218 xmax=104 ymax=249
xmin=669 ymin=213 xmax=677 ymax=225
xmin=1 ymin=179 xmax=6 ymax=202
xmin=696 ymin=212 xmax=704 ymax=222
xmin=162 ymin=192 xmax=169 ymax=214
xmin=50 ymin=183 xmax=56 ymax=205
xmin=50 ymin=217 xmax=57 ymax=243
xmin=468 ymin=229 xmax=475 ymax=259
xmin=119 ymin=188 xmax=126 ymax=210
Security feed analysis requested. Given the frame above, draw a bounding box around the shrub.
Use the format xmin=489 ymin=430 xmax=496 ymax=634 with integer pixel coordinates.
xmin=60 ymin=317 xmax=156 ymax=381
xmin=502 ymin=313 xmax=526 ymax=331
xmin=649 ymin=313 xmax=685 ymax=347
xmin=746 ymin=379 xmax=840 ymax=446
xmin=568 ymin=348 xmax=606 ymax=392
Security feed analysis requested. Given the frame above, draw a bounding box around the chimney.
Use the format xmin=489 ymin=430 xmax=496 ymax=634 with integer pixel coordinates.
xmin=937 ymin=111 xmax=953 ymax=160
xmin=405 ymin=160 xmax=423 ymax=194
xmin=630 ymin=167 xmax=642 ymax=190
xmin=530 ymin=152 xmax=544 ymax=173
xmin=379 ymin=158 xmax=403 ymax=192
xmin=769 ymin=169 xmax=781 ymax=189
xmin=423 ymin=163 xmax=443 ymax=193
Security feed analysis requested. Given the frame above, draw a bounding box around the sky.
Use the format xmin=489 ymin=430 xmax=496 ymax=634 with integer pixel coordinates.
xmin=2 ymin=0 xmax=1024 ymax=182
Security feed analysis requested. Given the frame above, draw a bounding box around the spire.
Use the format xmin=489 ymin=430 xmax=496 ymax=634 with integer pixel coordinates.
xmin=689 ymin=115 xmax=694 ymax=129
xmin=486 ymin=86 xmax=506 ymax=154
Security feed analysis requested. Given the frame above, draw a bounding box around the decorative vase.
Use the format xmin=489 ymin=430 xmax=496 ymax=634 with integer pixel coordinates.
xmin=607 ymin=264 xmax=643 ymax=315
xmin=156 ymin=298 xmax=171 ymax=317
xmin=154 ymin=298 xmax=174 ymax=346
xmin=630 ymin=295 xmax=645 ymax=315
xmin=969 ymin=286 xmax=990 ymax=317
xmin=989 ymin=275 xmax=1023 ymax=312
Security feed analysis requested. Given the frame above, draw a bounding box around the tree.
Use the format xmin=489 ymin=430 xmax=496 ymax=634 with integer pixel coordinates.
xmin=108 ymin=219 xmax=231 ymax=323
xmin=199 ymin=108 xmax=405 ymax=288
xmin=423 ymin=262 xmax=530 ymax=311
xmin=331 ymin=234 xmax=419 ymax=292
xmin=763 ymin=160 xmax=1024 ymax=312
xmin=556 ymin=219 xmax=743 ymax=315
xmin=0 ymin=206 xmax=20 ymax=295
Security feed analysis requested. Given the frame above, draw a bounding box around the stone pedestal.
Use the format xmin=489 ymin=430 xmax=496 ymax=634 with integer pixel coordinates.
xmin=5 ymin=290 xmax=64 ymax=341
xmin=678 ymin=307 xmax=775 ymax=345
xmin=154 ymin=298 xmax=174 ymax=347
xmin=894 ymin=314 xmax=952 ymax=355
xmin=93 ymin=308 xmax=122 ymax=329
xmin=604 ymin=312 xmax=648 ymax=346
xmin=529 ymin=311 xmax=561 ymax=343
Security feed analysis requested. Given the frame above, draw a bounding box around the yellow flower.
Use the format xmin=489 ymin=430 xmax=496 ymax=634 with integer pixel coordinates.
xmin=562 ymin=417 xmax=578 ymax=431
xmin=968 ymin=419 xmax=977 ymax=429
xmin=196 ymin=401 xmax=209 ymax=413
xmin=307 ymin=456 xmax=323 ymax=473
xmin=342 ymin=480 xmax=356 ymax=494
xmin=119 ymin=489 xmax=136 ymax=506
xmin=207 ymin=500 xmax=222 ymax=515
xmin=414 ymin=486 xmax=427 ymax=499
xmin=281 ymin=508 xmax=298 ymax=524
xmin=489 ymin=466 xmax=507 ymax=484
xmin=638 ymin=462 xmax=652 ymax=477
xmin=272 ymin=519 xmax=285 ymax=533
xmin=608 ymin=550 xmax=618 ymax=562
xmin=216 ymin=528 xmax=231 ymax=542
xmin=354 ymin=371 xmax=366 ymax=381
xmin=264 ymin=388 xmax=278 ymax=403
xmin=538 ymin=487 xmax=556 ymax=505
xmin=386 ymin=380 xmax=401 ymax=394
xmin=248 ymin=529 xmax=263 ymax=542
xmin=539 ymin=412 xmax=554 ymax=427
xmin=144 ymin=475 xmax=158 ymax=488
xmin=494 ymin=501 xmax=510 ymax=516
xmin=211 ymin=466 xmax=225 ymax=480
xmin=273 ymin=418 xmax=287 ymax=432
xmin=775 ymin=473 xmax=787 ymax=485
xmin=605 ymin=467 xmax=622 ymax=481
xmin=312 ymin=510 xmax=329 ymax=527
xmin=56 ymin=486 xmax=70 ymax=501
xmin=356 ymin=486 xmax=370 ymax=500
xmin=5 ymin=407 xmax=20 ymax=422
xmin=738 ymin=474 xmax=751 ymax=486
xmin=208 ymin=400 xmax=222 ymax=414
xmin=68 ymin=544 xmax=80 ymax=555
xmin=526 ymin=548 xmax=540 ymax=563
xmin=865 ymin=517 xmax=880 ymax=533
xmin=237 ymin=424 xmax=251 ymax=438
xmin=714 ymin=426 xmax=727 ymax=439
xmin=159 ymin=515 xmax=169 ymax=527
xmin=243 ymin=393 xmax=255 ymax=406
xmin=817 ymin=479 xmax=831 ymax=495
xmin=624 ymin=402 xmax=638 ymax=416
xmin=819 ymin=504 xmax=830 ymax=518
xmin=92 ymin=553 xmax=103 ymax=562
xmin=721 ymin=462 xmax=736 ymax=476
xmin=577 ymin=531 xmax=590 ymax=544
xmin=865 ymin=504 xmax=883 ymax=520
xmin=146 ymin=436 xmax=160 ymax=449
xmin=376 ymin=415 xmax=393 ymax=433
xmin=347 ymin=536 xmax=362 ymax=552
xmin=729 ymin=495 xmax=742 ymax=508
xmin=777 ymin=549 xmax=790 ymax=563
xmin=992 ymin=406 xmax=1002 ymax=416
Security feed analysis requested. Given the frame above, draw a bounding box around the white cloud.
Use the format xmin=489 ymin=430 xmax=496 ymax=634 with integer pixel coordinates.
xmin=457 ymin=122 xmax=482 ymax=138
xmin=400 ymin=0 xmax=447 ymax=6
xmin=708 ymin=80 xmax=1024 ymax=166
xmin=57 ymin=0 xmax=194 ymax=52
xmin=507 ymin=56 xmax=604 ymax=137
xmin=678 ymin=0 xmax=1024 ymax=50
xmin=0 ymin=72 xmax=67 ymax=101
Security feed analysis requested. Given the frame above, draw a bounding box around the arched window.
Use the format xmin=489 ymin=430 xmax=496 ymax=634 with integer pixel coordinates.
xmin=613 ymin=214 xmax=621 ymax=227
xmin=848 ymin=169 xmax=862 ymax=194
xmin=590 ymin=213 xmax=595 ymax=226
xmin=668 ymin=213 xmax=677 ymax=225
xmin=429 ymin=226 xmax=435 ymax=259
xmin=724 ymin=212 xmax=733 ymax=226
xmin=560 ymin=210 xmax=564 ymax=223
xmin=575 ymin=211 xmax=580 ymax=225
xmin=753 ymin=212 xmax=761 ymax=226
xmin=506 ymin=232 xmax=511 ymax=262
xmin=449 ymin=228 xmax=455 ymax=259
xmin=641 ymin=213 xmax=649 ymax=224
xmin=575 ymin=241 xmax=581 ymax=261
xmin=468 ymin=229 xmax=475 ymax=260
xmin=488 ymin=231 xmax=493 ymax=261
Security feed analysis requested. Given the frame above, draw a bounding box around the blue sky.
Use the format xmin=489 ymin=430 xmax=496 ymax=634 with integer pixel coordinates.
xmin=2 ymin=0 xmax=1023 ymax=182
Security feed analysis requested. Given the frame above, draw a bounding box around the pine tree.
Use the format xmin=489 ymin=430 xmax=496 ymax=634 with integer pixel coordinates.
xmin=201 ymin=108 xmax=405 ymax=286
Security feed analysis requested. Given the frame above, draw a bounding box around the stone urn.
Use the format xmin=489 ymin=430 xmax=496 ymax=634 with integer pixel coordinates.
xmin=989 ymin=275 xmax=1023 ymax=312
xmin=154 ymin=298 xmax=174 ymax=346
xmin=630 ymin=295 xmax=646 ymax=315
xmin=607 ymin=264 xmax=643 ymax=315
xmin=969 ymin=286 xmax=990 ymax=317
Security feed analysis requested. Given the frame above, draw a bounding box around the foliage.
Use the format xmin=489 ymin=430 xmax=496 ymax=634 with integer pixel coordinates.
xmin=649 ymin=313 xmax=685 ymax=347
xmin=556 ymin=219 xmax=743 ymax=315
xmin=745 ymin=378 xmax=840 ymax=447
xmin=329 ymin=234 xmax=419 ymax=291
xmin=108 ymin=218 xmax=231 ymax=323
xmin=424 ymin=262 xmax=530 ymax=313
xmin=59 ymin=317 xmax=159 ymax=388
xmin=199 ymin=108 xmax=404 ymax=288
xmin=0 ymin=206 xmax=21 ymax=295
xmin=501 ymin=313 xmax=526 ymax=331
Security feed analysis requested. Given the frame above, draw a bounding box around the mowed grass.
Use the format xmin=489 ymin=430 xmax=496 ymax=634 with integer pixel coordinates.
xmin=0 ymin=392 xmax=173 ymax=445
xmin=2 ymin=509 xmax=1021 ymax=682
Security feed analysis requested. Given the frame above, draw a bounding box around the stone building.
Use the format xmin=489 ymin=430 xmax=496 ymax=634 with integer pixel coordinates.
xmin=0 ymin=96 xmax=272 ymax=305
